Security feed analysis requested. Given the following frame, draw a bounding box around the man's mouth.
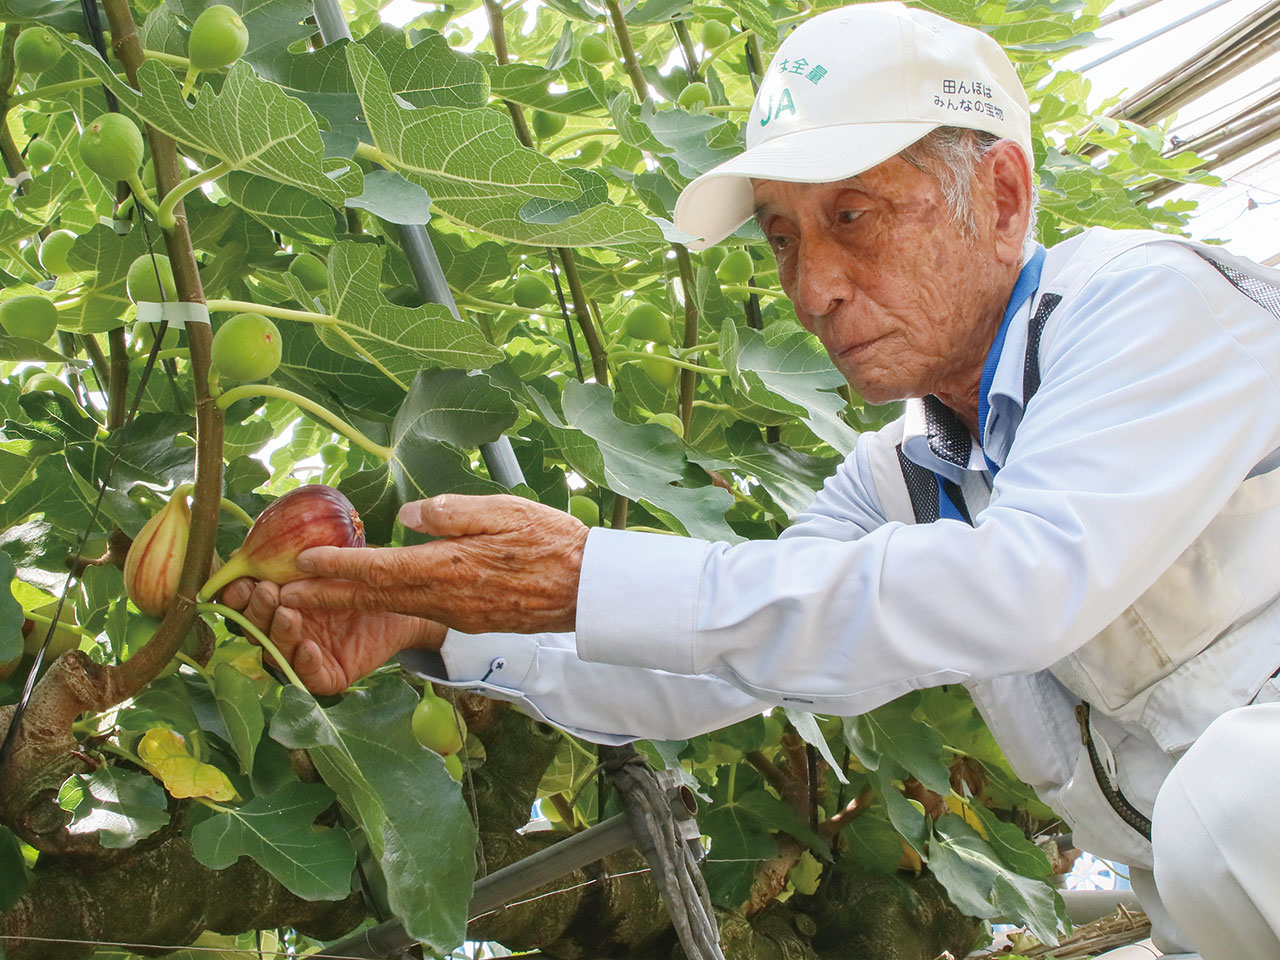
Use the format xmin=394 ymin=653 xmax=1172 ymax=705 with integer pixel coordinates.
xmin=834 ymin=335 xmax=883 ymax=361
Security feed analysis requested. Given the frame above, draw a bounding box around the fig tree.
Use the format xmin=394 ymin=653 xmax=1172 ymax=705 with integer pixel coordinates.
xmin=0 ymin=296 xmax=58 ymax=342
xmin=716 ymin=249 xmax=753 ymax=284
xmin=38 ymin=229 xmax=76 ymax=275
xmin=677 ymin=82 xmax=711 ymax=110
xmin=622 ymin=302 xmax=673 ymax=344
xmin=579 ymin=34 xmax=611 ymax=65
xmin=211 ymin=312 xmax=282 ymax=382
xmin=188 ymin=4 xmax=249 ymax=72
xmin=701 ymin=20 xmax=731 ymax=48
xmin=79 ymin=112 xmax=145 ymax=182
xmin=14 ymin=27 xmax=63 ymax=75
xmin=531 ymin=110 xmax=566 ymax=139
xmin=513 ymin=274 xmax=551 ymax=309
xmin=126 ymin=254 xmax=178 ymax=304
xmin=25 ymin=138 xmax=56 ymax=169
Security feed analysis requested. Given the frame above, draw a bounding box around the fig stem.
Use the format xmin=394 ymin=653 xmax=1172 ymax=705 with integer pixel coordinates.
xmin=452 ymin=292 xmax=540 ymax=317
xmin=196 ymin=554 xmax=251 ymax=602
xmin=125 ymin=172 xmax=163 ymax=220
xmin=174 ymin=650 xmax=212 ymax=682
xmin=139 ymin=48 xmax=192 ymax=71
xmin=354 ymin=140 xmax=395 ymax=169
xmin=205 ymin=298 xmax=337 ymax=326
xmin=23 ymin=610 xmax=88 ymax=636
xmin=6 ymin=74 xmax=123 ymax=107
xmin=541 ymin=126 xmax=616 ymax=155
xmin=154 ymin=159 xmax=232 ymax=230
xmin=219 ymin=498 xmax=255 ymax=528
xmin=197 ymin=601 xmax=306 ymax=691
xmin=608 ymin=350 xmax=729 ymax=376
xmin=180 ymin=64 xmax=198 ymax=99
xmin=719 ymin=283 xmax=783 ymax=300
xmin=214 ymin=383 xmax=394 ymax=461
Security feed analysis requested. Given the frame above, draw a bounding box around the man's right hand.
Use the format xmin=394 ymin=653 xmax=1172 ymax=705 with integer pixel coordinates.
xmin=220 ymin=577 xmax=445 ymax=695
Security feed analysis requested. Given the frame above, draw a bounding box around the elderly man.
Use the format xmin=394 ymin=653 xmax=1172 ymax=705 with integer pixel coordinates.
xmin=225 ymin=4 xmax=1280 ymax=958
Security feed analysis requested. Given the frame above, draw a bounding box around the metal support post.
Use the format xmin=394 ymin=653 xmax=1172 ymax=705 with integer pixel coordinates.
xmin=311 ymin=0 xmax=524 ymax=489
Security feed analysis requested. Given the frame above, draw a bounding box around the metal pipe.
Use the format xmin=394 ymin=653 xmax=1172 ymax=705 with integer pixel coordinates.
xmin=311 ymin=0 xmax=526 ymax=489
xmin=1080 ymin=0 xmax=1239 ymax=72
xmin=312 ymin=813 xmax=638 ymax=958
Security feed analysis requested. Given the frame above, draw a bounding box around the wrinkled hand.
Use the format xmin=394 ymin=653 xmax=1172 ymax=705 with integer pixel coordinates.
xmin=280 ymin=493 xmax=590 ymax=635
xmin=221 ymin=577 xmax=444 ymax=695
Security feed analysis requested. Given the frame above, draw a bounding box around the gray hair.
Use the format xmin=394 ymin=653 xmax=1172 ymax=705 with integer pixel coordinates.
xmin=898 ymin=127 xmax=1040 ymax=261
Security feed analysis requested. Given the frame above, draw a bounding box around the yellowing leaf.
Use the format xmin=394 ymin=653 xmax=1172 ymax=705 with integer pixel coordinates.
xmin=137 ymin=728 xmax=239 ymax=802
xmin=138 ymin=727 xmax=187 ymax=766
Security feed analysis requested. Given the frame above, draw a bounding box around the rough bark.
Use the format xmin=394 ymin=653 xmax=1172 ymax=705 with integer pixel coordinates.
xmin=0 ymin=830 xmax=365 ymax=959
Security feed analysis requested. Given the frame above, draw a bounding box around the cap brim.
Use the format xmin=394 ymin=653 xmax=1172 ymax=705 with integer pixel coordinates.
xmin=674 ymin=120 xmax=942 ymax=251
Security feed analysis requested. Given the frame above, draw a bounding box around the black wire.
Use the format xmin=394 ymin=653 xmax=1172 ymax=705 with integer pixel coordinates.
xmin=78 ymin=0 xmax=119 ymax=113
xmin=544 ymin=248 xmax=584 ymax=382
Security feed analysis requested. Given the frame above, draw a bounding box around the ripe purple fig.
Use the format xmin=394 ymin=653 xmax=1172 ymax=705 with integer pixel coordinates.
xmin=125 ymin=492 xmax=191 ymax=618
xmin=200 ymin=485 xmax=365 ymax=600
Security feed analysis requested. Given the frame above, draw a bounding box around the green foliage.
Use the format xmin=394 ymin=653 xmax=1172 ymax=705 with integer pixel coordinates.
xmin=0 ymin=0 xmax=1211 ymax=955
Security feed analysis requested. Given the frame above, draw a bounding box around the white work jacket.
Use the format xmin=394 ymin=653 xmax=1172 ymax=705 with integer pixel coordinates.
xmin=403 ymin=227 xmax=1280 ymax=868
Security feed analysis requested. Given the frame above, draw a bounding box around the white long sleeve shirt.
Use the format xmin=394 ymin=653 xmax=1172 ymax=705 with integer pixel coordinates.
xmin=402 ymin=230 xmax=1280 ymax=860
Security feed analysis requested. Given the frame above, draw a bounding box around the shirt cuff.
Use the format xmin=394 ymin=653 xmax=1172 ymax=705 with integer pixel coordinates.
xmin=398 ymin=629 xmax=536 ymax=690
xmin=575 ymin=526 xmax=710 ymax=675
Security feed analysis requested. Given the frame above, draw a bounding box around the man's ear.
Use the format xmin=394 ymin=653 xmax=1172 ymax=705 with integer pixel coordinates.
xmin=985 ymin=139 xmax=1034 ymax=265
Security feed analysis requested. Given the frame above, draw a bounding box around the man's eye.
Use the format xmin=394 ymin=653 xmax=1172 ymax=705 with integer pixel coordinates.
xmin=768 ymin=235 xmax=791 ymax=251
xmin=837 ymin=209 xmax=862 ymax=224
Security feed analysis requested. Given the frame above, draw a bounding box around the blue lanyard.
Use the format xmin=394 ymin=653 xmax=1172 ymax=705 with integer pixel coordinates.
xmin=976 ymin=245 xmax=1046 ymax=477
xmin=935 ymin=246 xmax=1046 ymax=521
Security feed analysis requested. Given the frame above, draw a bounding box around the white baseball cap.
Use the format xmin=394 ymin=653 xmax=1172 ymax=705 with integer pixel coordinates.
xmin=673 ymin=2 xmax=1033 ymax=250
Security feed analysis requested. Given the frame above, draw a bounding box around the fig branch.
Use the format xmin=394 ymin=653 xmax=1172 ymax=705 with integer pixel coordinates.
xmin=0 ymin=28 xmax=25 ymax=178
xmin=483 ymin=0 xmax=610 ymax=384
xmin=602 ymin=5 xmax=707 ymax=434
xmin=605 ymin=0 xmax=650 ymax=103
xmin=104 ymin=0 xmax=224 ymax=698
xmin=674 ymin=244 xmax=701 ymax=432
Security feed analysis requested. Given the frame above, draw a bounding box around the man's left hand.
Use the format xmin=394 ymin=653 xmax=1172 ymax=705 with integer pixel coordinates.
xmin=280 ymin=493 xmax=589 ymax=635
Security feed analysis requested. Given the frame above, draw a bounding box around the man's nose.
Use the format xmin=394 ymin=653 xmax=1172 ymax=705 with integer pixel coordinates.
xmin=792 ymin=234 xmax=853 ymax=323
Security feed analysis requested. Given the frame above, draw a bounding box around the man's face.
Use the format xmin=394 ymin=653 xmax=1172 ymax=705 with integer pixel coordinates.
xmin=752 ymin=157 xmax=1011 ymax=407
